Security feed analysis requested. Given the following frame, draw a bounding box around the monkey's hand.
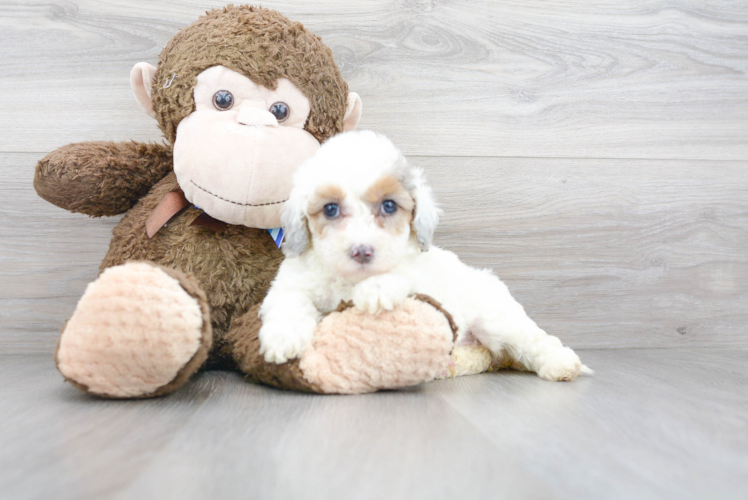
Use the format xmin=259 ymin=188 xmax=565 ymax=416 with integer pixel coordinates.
xmin=34 ymin=141 xmax=173 ymax=216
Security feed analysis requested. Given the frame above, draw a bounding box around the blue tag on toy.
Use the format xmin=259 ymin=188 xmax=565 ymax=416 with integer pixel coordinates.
xmin=268 ymin=228 xmax=284 ymax=248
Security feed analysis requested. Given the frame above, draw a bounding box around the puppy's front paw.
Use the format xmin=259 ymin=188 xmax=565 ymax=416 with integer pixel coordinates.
xmin=352 ymin=275 xmax=412 ymax=315
xmin=259 ymin=320 xmax=316 ymax=364
xmin=537 ymin=347 xmax=586 ymax=381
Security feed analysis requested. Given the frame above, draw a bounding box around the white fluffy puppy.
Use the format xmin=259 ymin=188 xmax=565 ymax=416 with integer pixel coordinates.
xmin=259 ymin=131 xmax=589 ymax=381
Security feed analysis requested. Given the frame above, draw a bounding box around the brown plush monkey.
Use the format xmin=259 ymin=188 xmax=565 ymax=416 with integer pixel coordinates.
xmin=34 ymin=5 xmax=459 ymax=398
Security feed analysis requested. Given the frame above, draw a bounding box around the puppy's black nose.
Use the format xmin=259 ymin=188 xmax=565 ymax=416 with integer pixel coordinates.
xmin=350 ymin=245 xmax=374 ymax=264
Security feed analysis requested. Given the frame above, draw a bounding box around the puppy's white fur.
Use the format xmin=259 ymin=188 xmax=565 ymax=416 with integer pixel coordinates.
xmin=259 ymin=131 xmax=589 ymax=381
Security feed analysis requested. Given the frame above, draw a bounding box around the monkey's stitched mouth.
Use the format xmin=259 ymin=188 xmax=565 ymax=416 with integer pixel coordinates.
xmin=190 ymin=180 xmax=288 ymax=207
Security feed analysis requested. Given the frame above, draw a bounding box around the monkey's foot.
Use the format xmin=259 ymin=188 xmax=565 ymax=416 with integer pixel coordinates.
xmin=298 ymin=295 xmax=456 ymax=394
xmin=55 ymin=261 xmax=212 ymax=398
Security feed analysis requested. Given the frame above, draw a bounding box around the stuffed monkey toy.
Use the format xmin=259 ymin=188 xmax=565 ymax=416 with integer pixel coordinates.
xmin=34 ymin=5 xmax=478 ymax=398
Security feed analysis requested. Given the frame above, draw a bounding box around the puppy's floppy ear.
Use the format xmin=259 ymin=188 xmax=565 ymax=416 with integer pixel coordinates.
xmin=405 ymin=166 xmax=441 ymax=251
xmin=280 ymin=188 xmax=310 ymax=257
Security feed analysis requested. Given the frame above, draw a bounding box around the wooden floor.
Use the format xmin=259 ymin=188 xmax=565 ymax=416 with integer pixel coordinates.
xmin=1 ymin=1 xmax=747 ymax=499
xmin=2 ymin=349 xmax=747 ymax=500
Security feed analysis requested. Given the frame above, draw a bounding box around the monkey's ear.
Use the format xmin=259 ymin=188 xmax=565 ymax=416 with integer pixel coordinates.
xmin=130 ymin=62 xmax=158 ymax=119
xmin=280 ymin=189 xmax=310 ymax=257
xmin=343 ymin=92 xmax=362 ymax=132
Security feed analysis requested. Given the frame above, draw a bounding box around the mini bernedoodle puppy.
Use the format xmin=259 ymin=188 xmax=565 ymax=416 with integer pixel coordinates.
xmin=259 ymin=131 xmax=591 ymax=381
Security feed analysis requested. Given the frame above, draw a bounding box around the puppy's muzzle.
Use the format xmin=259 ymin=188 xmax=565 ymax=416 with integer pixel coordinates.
xmin=350 ymin=245 xmax=374 ymax=264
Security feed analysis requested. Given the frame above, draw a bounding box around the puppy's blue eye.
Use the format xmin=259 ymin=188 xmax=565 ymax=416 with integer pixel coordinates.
xmin=381 ymin=200 xmax=397 ymax=214
xmin=323 ymin=203 xmax=339 ymax=218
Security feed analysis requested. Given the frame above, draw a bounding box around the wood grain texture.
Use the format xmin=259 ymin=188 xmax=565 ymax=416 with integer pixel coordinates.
xmin=0 ymin=0 xmax=746 ymax=159
xmin=1 ymin=349 xmax=746 ymax=500
xmin=1 ymin=153 xmax=118 ymax=351
xmin=416 ymin=156 xmax=748 ymax=349
xmin=3 ymin=153 xmax=746 ymax=351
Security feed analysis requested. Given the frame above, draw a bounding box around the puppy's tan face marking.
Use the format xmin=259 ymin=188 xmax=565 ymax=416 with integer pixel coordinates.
xmin=307 ymin=183 xmax=346 ymax=241
xmin=363 ymin=175 xmax=414 ymax=236
xmin=378 ymin=206 xmax=413 ymax=235
xmin=307 ymin=184 xmax=345 ymax=215
xmin=363 ymin=175 xmax=410 ymax=208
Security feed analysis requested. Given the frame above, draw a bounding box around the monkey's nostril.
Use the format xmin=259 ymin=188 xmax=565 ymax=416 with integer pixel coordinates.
xmin=350 ymin=245 xmax=374 ymax=264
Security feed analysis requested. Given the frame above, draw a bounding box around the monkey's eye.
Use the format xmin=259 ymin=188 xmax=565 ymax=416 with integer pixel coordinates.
xmin=212 ymin=90 xmax=234 ymax=110
xmin=381 ymin=200 xmax=397 ymax=215
xmin=269 ymin=102 xmax=289 ymax=122
xmin=323 ymin=203 xmax=340 ymax=219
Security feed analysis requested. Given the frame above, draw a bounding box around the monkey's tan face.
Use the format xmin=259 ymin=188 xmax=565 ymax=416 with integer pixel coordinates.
xmin=172 ymin=65 xmax=320 ymax=228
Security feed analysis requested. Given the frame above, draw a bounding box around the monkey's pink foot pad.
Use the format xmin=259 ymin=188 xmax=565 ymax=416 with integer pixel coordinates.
xmin=56 ymin=262 xmax=206 ymax=398
xmin=300 ymin=297 xmax=455 ymax=394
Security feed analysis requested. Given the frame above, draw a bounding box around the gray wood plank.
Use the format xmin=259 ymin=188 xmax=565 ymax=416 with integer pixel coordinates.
xmin=433 ymin=348 xmax=748 ymax=500
xmin=1 ymin=0 xmax=746 ymax=159
xmin=0 ymin=353 xmax=217 ymax=500
xmin=416 ymin=156 xmax=748 ymax=349
xmin=4 ymin=153 xmax=746 ymax=351
xmin=1 ymin=349 xmax=746 ymax=500
xmin=113 ymin=374 xmax=546 ymax=500
xmin=0 ymin=153 xmax=118 ymax=351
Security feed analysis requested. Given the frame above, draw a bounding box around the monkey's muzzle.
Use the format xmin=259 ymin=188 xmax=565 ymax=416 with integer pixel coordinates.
xmin=173 ymin=110 xmax=320 ymax=228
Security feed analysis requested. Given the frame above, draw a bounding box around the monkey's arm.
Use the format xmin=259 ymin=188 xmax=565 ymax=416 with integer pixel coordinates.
xmin=34 ymin=141 xmax=173 ymax=217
